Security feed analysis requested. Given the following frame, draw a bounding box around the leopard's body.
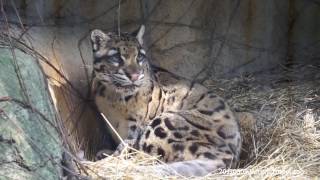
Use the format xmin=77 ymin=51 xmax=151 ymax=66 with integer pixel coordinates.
xmin=90 ymin=26 xmax=241 ymax=176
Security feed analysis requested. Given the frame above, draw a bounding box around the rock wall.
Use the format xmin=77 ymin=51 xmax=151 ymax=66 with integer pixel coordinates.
xmin=0 ymin=47 xmax=63 ymax=179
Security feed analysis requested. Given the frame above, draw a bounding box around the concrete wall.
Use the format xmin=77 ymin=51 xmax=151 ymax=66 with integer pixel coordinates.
xmin=4 ymin=0 xmax=320 ymax=79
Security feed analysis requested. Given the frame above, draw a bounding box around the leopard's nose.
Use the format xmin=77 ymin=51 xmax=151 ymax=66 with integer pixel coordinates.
xmin=125 ymin=71 xmax=141 ymax=82
xmin=130 ymin=73 xmax=140 ymax=81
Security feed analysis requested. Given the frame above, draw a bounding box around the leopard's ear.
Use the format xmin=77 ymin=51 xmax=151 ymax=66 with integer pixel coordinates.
xmin=132 ymin=25 xmax=145 ymax=45
xmin=91 ymin=29 xmax=111 ymax=51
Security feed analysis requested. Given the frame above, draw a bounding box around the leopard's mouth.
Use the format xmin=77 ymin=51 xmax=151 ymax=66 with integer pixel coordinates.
xmin=122 ymin=84 xmax=139 ymax=89
xmin=113 ymin=84 xmax=140 ymax=96
xmin=114 ymin=83 xmax=140 ymax=90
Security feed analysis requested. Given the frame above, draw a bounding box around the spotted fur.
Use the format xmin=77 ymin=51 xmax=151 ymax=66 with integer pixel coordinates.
xmin=90 ymin=25 xmax=241 ymax=176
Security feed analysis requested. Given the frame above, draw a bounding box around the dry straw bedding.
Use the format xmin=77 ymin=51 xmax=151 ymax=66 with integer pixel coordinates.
xmin=79 ymin=65 xmax=320 ymax=179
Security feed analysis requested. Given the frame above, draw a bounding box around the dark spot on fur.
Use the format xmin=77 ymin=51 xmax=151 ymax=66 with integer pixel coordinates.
xmin=178 ymin=113 xmax=210 ymax=131
xmin=186 ymin=137 xmax=198 ymax=141
xmin=150 ymin=118 xmax=161 ymax=128
xmin=142 ymin=143 xmax=147 ymax=151
xmin=217 ymin=126 xmax=226 ymax=139
xmin=213 ymin=119 xmax=221 ymax=123
xmin=225 ymin=150 xmax=232 ymax=155
xmin=172 ymin=144 xmax=185 ymax=152
xmin=168 ymin=139 xmax=182 ymax=143
xmin=222 ymin=158 xmax=232 ymax=166
xmin=189 ymin=144 xmax=198 ymax=154
xmin=124 ymin=95 xmax=133 ymax=102
xmin=218 ymin=144 xmax=227 ymax=148
xmin=197 ymin=141 xmax=215 ymax=147
xmin=142 ymin=143 xmax=154 ymax=153
xmin=177 ymin=126 xmax=189 ymax=131
xmin=173 ymin=132 xmax=183 ymax=139
xmin=145 ymin=130 xmax=151 ymax=139
xmin=214 ymin=100 xmax=226 ymax=112
xmin=190 ymin=130 xmax=200 ymax=137
xmin=134 ymin=133 xmax=142 ymax=149
xmin=164 ymin=118 xmax=175 ymax=130
xmin=209 ymin=94 xmax=217 ymax=98
xmin=198 ymin=110 xmax=214 ymax=116
xmin=158 ymin=90 xmax=162 ymax=100
xmin=154 ymin=127 xmax=167 ymax=138
xmin=130 ymin=125 xmax=136 ymax=131
xmin=195 ymin=94 xmax=206 ymax=104
xmin=205 ymin=134 xmax=216 ymax=145
xmin=146 ymin=145 xmax=154 ymax=153
xmin=157 ymin=147 xmax=165 ymax=158
xmin=224 ymin=114 xmax=230 ymax=119
xmin=127 ymin=117 xmax=137 ymax=122
xmin=203 ymin=152 xmax=217 ymax=159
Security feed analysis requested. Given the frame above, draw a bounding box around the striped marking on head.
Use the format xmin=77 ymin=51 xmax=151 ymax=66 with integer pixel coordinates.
xmin=108 ymin=49 xmax=119 ymax=56
xmin=140 ymin=49 xmax=146 ymax=55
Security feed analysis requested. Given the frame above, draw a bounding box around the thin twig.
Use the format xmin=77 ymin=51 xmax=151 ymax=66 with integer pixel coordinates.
xmin=118 ymin=0 xmax=121 ymax=36
xmin=100 ymin=113 xmax=126 ymax=145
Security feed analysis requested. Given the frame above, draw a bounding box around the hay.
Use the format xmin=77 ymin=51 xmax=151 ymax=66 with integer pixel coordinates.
xmin=76 ymin=64 xmax=319 ymax=179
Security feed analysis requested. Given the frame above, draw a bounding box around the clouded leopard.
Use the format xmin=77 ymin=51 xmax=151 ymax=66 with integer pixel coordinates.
xmin=90 ymin=25 xmax=241 ymax=176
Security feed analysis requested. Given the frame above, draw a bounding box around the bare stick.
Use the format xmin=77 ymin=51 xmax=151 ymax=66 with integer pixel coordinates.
xmin=118 ymin=0 xmax=121 ymax=36
xmin=100 ymin=113 xmax=126 ymax=146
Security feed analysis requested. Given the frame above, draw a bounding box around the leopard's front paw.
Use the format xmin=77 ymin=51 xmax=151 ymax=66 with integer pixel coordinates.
xmin=113 ymin=139 xmax=136 ymax=156
xmin=95 ymin=149 xmax=114 ymax=160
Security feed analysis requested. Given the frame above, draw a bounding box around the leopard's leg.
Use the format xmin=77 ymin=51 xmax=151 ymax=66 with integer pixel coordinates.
xmin=96 ymin=120 xmax=142 ymax=159
xmin=112 ymin=123 xmax=144 ymax=156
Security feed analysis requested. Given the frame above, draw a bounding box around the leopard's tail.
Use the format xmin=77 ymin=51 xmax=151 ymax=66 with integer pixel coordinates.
xmin=141 ymin=159 xmax=227 ymax=177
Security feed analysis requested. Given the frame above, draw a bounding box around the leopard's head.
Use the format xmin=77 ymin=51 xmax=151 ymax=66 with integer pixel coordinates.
xmin=91 ymin=25 xmax=151 ymax=95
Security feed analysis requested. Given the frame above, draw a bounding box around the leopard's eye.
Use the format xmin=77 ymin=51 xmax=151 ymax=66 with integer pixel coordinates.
xmin=108 ymin=54 xmax=123 ymax=67
xmin=137 ymin=53 xmax=146 ymax=65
